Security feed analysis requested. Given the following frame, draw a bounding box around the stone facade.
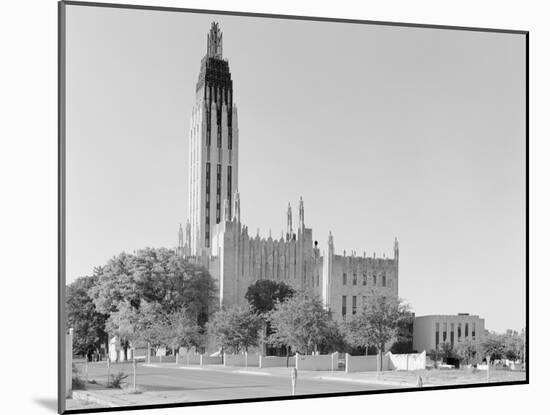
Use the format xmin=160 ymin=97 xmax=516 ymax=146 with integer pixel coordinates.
xmin=178 ymin=22 xmax=399 ymax=319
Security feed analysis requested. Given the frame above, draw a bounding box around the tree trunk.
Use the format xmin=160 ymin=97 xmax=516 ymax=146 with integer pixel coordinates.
xmin=286 ymin=346 xmax=290 ymax=367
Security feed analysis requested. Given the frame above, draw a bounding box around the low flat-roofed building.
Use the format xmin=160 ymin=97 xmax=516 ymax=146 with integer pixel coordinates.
xmin=413 ymin=314 xmax=485 ymax=353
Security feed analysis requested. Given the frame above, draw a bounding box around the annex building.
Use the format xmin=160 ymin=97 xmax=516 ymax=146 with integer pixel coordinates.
xmin=177 ymin=22 xmax=399 ymax=321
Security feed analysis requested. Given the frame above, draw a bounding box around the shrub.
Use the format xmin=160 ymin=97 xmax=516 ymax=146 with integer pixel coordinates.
xmin=108 ymin=371 xmax=128 ymax=389
xmin=71 ymin=363 xmax=86 ymax=390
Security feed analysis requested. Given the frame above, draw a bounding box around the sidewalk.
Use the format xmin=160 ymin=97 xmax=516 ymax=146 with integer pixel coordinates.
xmin=71 ymin=382 xmax=191 ymax=408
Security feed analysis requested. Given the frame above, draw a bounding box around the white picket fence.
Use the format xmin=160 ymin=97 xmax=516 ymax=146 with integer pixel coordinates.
xmin=345 ymin=351 xmax=426 ymax=373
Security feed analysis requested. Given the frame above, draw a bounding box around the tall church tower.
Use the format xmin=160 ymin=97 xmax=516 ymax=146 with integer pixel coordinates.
xmin=188 ymin=22 xmax=239 ymax=255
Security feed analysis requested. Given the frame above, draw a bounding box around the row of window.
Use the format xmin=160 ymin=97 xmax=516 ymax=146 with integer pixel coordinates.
xmin=342 ymin=295 xmax=368 ymax=317
xmin=435 ymin=322 xmax=477 ymax=347
xmin=342 ymin=272 xmax=389 ymax=287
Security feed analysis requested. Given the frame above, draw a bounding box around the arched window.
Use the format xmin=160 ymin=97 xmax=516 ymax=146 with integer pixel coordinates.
xmin=373 ymin=274 xmax=377 ymax=286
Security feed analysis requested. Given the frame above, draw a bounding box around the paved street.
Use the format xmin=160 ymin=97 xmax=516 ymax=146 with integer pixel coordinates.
xmin=75 ymin=361 xmax=398 ymax=405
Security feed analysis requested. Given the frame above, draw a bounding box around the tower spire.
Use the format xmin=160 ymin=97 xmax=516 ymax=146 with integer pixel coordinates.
xmin=206 ymin=22 xmax=223 ymax=59
xmin=298 ymin=196 xmax=305 ymax=229
xmin=394 ymin=236 xmax=399 ymax=262
xmin=286 ymin=203 xmax=293 ymax=240
xmin=233 ymin=190 xmax=241 ymax=222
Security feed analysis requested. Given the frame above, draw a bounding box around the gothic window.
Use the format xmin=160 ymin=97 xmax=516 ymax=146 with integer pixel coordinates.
xmin=382 ymin=273 xmax=387 ymax=287
xmin=342 ymin=273 xmax=347 ymax=285
xmin=342 ymin=296 xmax=347 ymax=317
xmin=373 ymin=274 xmax=377 ymax=286
xmin=362 ymin=273 xmax=367 ymax=286
xmin=352 ymin=273 xmax=357 ymax=285
xmin=352 ymin=296 xmax=357 ymax=315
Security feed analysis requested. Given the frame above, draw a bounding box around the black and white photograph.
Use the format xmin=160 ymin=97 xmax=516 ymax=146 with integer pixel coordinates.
xmin=58 ymin=1 xmax=527 ymax=413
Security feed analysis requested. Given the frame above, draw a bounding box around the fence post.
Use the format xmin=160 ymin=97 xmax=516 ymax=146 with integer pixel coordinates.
xmin=291 ymin=367 xmax=298 ymax=396
xmin=106 ymin=357 xmax=111 ymax=388
xmin=345 ymin=353 xmax=349 ymax=374
xmin=487 ymin=355 xmax=491 ymax=383
xmin=132 ymin=356 xmax=137 ymax=392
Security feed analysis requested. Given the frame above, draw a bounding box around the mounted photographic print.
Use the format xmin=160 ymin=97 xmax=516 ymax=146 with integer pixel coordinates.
xmin=58 ymin=1 xmax=528 ymax=413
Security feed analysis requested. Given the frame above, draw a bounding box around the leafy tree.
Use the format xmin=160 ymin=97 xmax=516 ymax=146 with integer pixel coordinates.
xmin=66 ymin=275 xmax=108 ymax=357
xmin=344 ymin=293 xmax=410 ymax=370
xmin=267 ymin=293 xmax=333 ymax=355
xmin=503 ymin=329 xmax=524 ymax=362
xmin=245 ymin=280 xmax=295 ymax=314
xmin=245 ymin=280 xmax=295 ymax=354
xmin=161 ymin=307 xmax=204 ymax=354
xmin=455 ymin=340 xmax=480 ymax=365
xmin=480 ymin=330 xmax=525 ymax=363
xmin=106 ymin=300 xmax=168 ymax=350
xmin=428 ymin=342 xmax=456 ymax=365
xmin=481 ymin=333 xmax=507 ymax=361
xmin=390 ymin=311 xmax=414 ymax=354
xmin=89 ymin=248 xmax=217 ymax=326
xmin=207 ymin=303 xmax=263 ymax=353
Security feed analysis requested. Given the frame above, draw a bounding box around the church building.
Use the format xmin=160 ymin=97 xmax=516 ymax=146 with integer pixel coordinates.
xmin=177 ymin=22 xmax=399 ymax=321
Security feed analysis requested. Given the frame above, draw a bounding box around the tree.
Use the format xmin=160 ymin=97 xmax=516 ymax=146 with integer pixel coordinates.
xmin=245 ymin=280 xmax=295 ymax=314
xmin=161 ymin=307 xmax=204 ymax=355
xmin=427 ymin=342 xmax=456 ymax=367
xmin=66 ymin=275 xmax=108 ymax=358
xmin=106 ymin=300 xmax=167 ymax=351
xmin=267 ymin=293 xmax=333 ymax=355
xmin=245 ymin=280 xmax=295 ymax=354
xmin=480 ymin=330 xmax=525 ymax=363
xmin=455 ymin=340 xmax=480 ymax=365
xmin=503 ymin=329 xmax=524 ymax=362
xmin=207 ymin=303 xmax=263 ymax=353
xmin=89 ymin=248 xmax=218 ymax=326
xmin=390 ymin=311 xmax=414 ymax=354
xmin=344 ymin=293 xmax=410 ymax=370
xmin=481 ymin=333 xmax=507 ymax=361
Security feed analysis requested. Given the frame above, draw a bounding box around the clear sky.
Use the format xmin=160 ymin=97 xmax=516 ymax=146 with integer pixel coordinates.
xmin=65 ymin=5 xmax=526 ymax=332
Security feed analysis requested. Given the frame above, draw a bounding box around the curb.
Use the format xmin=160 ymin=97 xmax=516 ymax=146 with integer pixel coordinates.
xmin=316 ymin=376 xmax=421 ymax=388
xmin=234 ymin=370 xmax=273 ymax=376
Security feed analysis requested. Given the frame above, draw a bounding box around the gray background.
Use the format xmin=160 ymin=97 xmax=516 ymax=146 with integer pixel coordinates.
xmin=65 ymin=5 xmax=526 ymax=332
